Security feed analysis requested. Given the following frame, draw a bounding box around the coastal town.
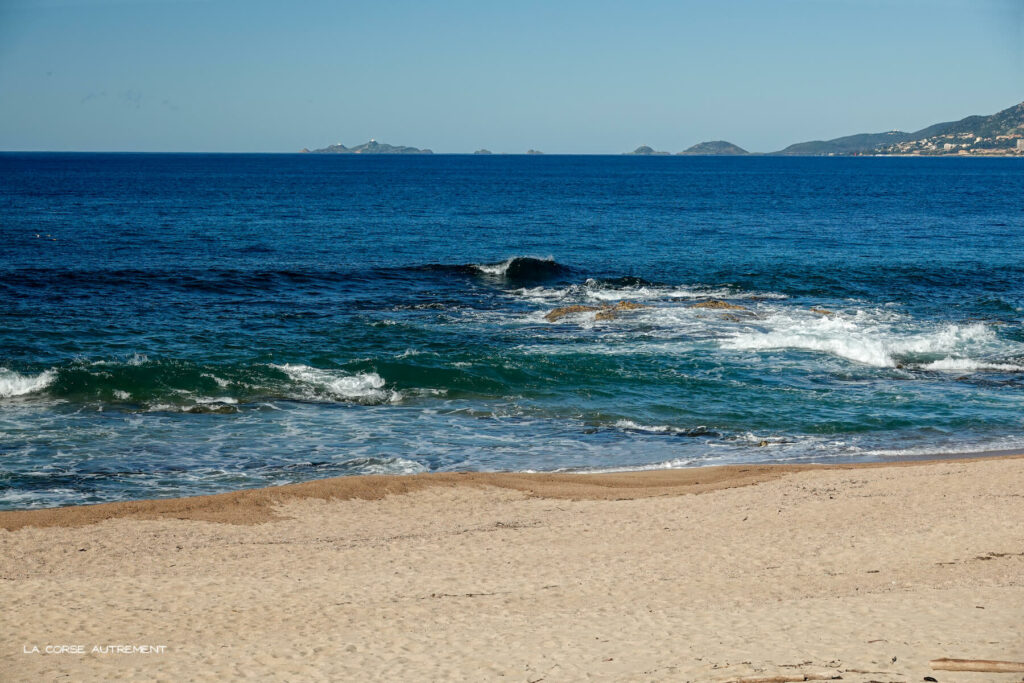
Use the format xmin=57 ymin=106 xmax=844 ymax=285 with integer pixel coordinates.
xmin=873 ymin=132 xmax=1024 ymax=156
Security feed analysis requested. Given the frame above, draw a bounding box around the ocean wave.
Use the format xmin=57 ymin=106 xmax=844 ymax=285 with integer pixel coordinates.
xmin=270 ymin=456 xmax=427 ymax=476
xmin=0 ymin=267 xmax=360 ymax=293
xmin=471 ymin=256 xmax=570 ymax=281
xmin=270 ymin=364 xmax=399 ymax=404
xmin=612 ymin=419 xmax=718 ymax=437
xmin=338 ymin=456 xmax=427 ymax=475
xmin=723 ymin=314 xmax=1006 ymax=368
xmin=0 ymin=367 xmax=56 ymax=398
xmin=918 ymin=357 xmax=1024 ymax=373
xmin=547 ymin=458 xmax=695 ymax=474
xmin=512 ymin=278 xmax=787 ymax=304
xmin=5 ymin=357 xmax=407 ymax=409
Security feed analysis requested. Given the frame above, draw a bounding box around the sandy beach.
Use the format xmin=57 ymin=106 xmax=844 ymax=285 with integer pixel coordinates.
xmin=2 ymin=455 xmax=1023 ymax=682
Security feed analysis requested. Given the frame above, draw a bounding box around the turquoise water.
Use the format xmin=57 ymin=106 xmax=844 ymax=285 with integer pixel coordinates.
xmin=1 ymin=153 xmax=1023 ymax=508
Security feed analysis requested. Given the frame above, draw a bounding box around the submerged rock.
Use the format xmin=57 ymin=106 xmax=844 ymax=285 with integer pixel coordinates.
xmin=689 ymin=300 xmax=747 ymax=311
xmin=545 ymin=300 xmax=648 ymax=322
xmin=185 ymin=404 xmax=238 ymax=414
xmin=810 ymin=307 xmax=834 ymax=315
xmin=544 ymin=305 xmax=603 ymax=322
xmin=614 ymin=301 xmax=647 ymax=311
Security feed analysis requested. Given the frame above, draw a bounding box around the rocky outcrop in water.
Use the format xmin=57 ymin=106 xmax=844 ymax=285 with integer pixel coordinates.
xmin=545 ymin=301 xmax=648 ymax=322
xmin=689 ymin=300 xmax=747 ymax=310
xmin=545 ymin=305 xmax=602 ymax=322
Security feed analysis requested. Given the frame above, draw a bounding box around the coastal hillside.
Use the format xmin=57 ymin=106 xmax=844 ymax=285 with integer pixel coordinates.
xmin=677 ymin=140 xmax=749 ymax=155
xmin=304 ymin=140 xmax=433 ymax=154
xmin=776 ymin=101 xmax=1024 ymax=156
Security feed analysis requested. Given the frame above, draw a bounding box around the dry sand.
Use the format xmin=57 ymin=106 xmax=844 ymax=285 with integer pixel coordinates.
xmin=2 ymin=456 xmax=1023 ymax=682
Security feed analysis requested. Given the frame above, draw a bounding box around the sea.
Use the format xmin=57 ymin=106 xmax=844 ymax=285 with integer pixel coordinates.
xmin=1 ymin=153 xmax=1023 ymax=509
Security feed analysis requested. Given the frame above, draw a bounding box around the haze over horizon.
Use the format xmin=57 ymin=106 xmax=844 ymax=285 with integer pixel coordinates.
xmin=0 ymin=0 xmax=1021 ymax=154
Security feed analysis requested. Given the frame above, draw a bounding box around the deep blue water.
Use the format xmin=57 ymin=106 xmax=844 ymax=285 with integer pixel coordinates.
xmin=1 ymin=153 xmax=1023 ymax=509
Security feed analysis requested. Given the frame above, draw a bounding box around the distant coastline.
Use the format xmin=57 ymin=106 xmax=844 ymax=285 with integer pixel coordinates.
xmin=305 ymin=100 xmax=1024 ymax=157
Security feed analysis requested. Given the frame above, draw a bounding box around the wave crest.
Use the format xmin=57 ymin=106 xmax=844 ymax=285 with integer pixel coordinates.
xmin=613 ymin=419 xmax=718 ymax=437
xmin=271 ymin=364 xmax=399 ymax=404
xmin=724 ymin=316 xmax=1005 ymax=369
xmin=0 ymin=367 xmax=55 ymax=398
xmin=472 ymin=256 xmax=569 ymax=281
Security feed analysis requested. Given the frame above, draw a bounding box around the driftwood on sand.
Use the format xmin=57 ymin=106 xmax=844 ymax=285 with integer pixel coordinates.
xmin=725 ymin=674 xmax=840 ymax=682
xmin=930 ymin=658 xmax=1024 ymax=672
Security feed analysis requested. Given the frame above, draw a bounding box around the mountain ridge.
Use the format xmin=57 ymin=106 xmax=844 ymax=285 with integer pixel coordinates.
xmin=775 ymin=101 xmax=1024 ymax=155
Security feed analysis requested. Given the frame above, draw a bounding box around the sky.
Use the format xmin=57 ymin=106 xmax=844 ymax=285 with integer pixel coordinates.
xmin=0 ymin=0 xmax=1021 ymax=153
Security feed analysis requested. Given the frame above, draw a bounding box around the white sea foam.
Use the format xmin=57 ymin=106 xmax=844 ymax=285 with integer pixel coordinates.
xmin=271 ymin=364 xmax=399 ymax=403
xmin=519 ymin=296 xmax=1024 ymax=379
xmin=0 ymin=368 xmax=56 ymax=398
xmin=474 ymin=259 xmax=514 ymax=276
xmin=919 ymin=357 xmax=1024 ymax=373
xmin=345 ymin=457 xmax=427 ymax=475
xmin=723 ymin=313 xmax=1003 ymax=368
xmin=562 ymin=458 xmax=695 ymax=474
xmin=613 ymin=419 xmax=712 ymax=436
xmin=195 ymin=396 xmax=239 ymax=405
xmin=201 ymin=373 xmax=230 ymax=388
xmin=512 ymin=280 xmax=786 ymax=305
xmin=89 ymin=353 xmax=150 ymax=367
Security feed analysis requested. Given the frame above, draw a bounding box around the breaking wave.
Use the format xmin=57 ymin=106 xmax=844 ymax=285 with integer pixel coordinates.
xmin=270 ymin=364 xmax=399 ymax=404
xmin=612 ymin=420 xmax=719 ymax=437
xmin=918 ymin=357 xmax=1024 ymax=373
xmin=471 ymin=256 xmax=571 ymax=281
xmin=723 ymin=314 xmax=1017 ymax=370
xmin=0 ymin=358 xmax=403 ymax=409
xmin=0 ymin=367 xmax=56 ymax=398
xmin=512 ymin=277 xmax=787 ymax=304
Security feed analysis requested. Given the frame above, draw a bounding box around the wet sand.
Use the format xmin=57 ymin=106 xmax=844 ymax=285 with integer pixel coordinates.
xmin=2 ymin=455 xmax=1023 ymax=681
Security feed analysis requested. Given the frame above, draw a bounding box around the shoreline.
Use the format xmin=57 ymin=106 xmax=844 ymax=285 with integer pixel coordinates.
xmin=3 ymin=450 xmax=1022 ymax=530
xmin=3 ymin=452 xmax=1023 ymax=681
xmin=4 ymin=452 xmax=1024 ymax=681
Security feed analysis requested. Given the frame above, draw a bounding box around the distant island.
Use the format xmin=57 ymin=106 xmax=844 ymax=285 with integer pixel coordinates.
xmin=626 ymin=145 xmax=670 ymax=156
xmin=775 ymin=100 xmax=1024 ymax=156
xmin=302 ymin=140 xmax=433 ymax=154
xmin=624 ymin=141 xmax=747 ymax=156
xmin=526 ymin=149 xmax=543 ymax=155
xmin=473 ymin=149 xmax=492 ymax=155
xmin=677 ymin=141 xmax=749 ymax=156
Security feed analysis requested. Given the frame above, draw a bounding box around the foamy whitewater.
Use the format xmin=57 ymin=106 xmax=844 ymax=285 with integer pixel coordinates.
xmin=1 ymin=153 xmax=1022 ymax=508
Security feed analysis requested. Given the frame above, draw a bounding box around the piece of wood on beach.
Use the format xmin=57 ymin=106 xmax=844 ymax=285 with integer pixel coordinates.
xmin=725 ymin=674 xmax=841 ymax=682
xmin=930 ymin=658 xmax=1024 ymax=673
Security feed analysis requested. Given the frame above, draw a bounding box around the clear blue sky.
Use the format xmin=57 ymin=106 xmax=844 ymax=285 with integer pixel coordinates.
xmin=0 ymin=0 xmax=1021 ymax=153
